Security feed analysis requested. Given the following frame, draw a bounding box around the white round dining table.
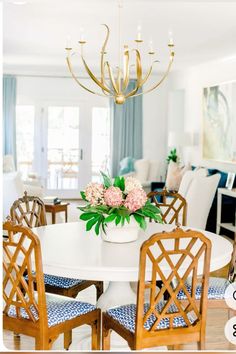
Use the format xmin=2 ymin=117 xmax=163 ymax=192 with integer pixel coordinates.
xmin=33 ymin=221 xmax=233 ymax=310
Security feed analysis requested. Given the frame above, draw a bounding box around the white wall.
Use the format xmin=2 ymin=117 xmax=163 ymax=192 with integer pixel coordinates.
xmin=16 ymin=75 xmax=169 ymax=181
xmin=169 ymin=57 xmax=236 ymax=173
xmin=143 ymin=78 xmax=169 ymax=180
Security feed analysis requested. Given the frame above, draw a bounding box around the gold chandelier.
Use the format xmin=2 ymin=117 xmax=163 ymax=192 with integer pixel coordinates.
xmin=65 ymin=2 xmax=175 ymax=104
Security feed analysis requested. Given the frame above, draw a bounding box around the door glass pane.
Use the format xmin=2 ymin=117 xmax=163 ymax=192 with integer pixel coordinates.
xmin=16 ymin=105 xmax=35 ymax=179
xmin=92 ymin=107 xmax=110 ymax=182
xmin=47 ymin=106 xmax=79 ymax=190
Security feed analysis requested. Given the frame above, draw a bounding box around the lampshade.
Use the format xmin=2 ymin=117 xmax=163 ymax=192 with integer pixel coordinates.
xmin=168 ymin=132 xmax=182 ymax=147
xmin=168 ymin=131 xmax=193 ymax=148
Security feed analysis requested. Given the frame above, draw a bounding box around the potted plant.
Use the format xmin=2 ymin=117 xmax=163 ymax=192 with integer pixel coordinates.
xmin=167 ymin=148 xmax=179 ymax=164
xmin=79 ymin=172 xmax=162 ymax=243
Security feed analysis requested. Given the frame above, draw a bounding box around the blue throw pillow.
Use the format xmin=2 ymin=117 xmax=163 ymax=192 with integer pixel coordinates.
xmin=119 ymin=157 xmax=135 ymax=175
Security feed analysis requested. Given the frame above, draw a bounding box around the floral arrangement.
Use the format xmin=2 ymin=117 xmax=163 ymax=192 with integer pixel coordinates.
xmin=79 ymin=172 xmax=163 ymax=235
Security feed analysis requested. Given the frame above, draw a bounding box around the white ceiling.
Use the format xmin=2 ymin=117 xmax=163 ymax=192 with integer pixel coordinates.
xmin=3 ymin=0 xmax=236 ymax=75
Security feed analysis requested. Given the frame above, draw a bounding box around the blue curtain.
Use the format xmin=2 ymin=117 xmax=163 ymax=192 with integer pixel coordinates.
xmin=3 ymin=75 xmax=17 ymax=164
xmin=111 ymin=80 xmax=143 ymax=176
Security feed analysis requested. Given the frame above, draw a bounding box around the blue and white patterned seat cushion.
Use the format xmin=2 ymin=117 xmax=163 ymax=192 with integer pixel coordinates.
xmin=7 ymin=293 xmax=96 ymax=327
xmin=177 ymin=277 xmax=230 ymax=300
xmin=25 ymin=273 xmax=85 ymax=289
xmin=107 ymin=301 xmax=195 ymax=333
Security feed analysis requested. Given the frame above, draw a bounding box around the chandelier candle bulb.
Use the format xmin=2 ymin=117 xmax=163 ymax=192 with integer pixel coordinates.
xmin=65 ymin=36 xmax=72 ymax=50
xmin=78 ymin=27 xmax=86 ymax=44
xmin=80 ymin=27 xmax=84 ymax=40
xmin=135 ymin=25 xmax=143 ymax=42
xmin=148 ymin=39 xmax=155 ymax=55
xmin=168 ymin=30 xmax=174 ymax=46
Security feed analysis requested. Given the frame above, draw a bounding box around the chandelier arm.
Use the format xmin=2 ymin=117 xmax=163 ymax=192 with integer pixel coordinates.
xmin=100 ymin=24 xmax=110 ymax=90
xmin=130 ymin=53 xmax=174 ymax=98
xmin=122 ymin=49 xmax=130 ymax=91
xmin=105 ymin=62 xmax=119 ymax=95
xmin=124 ymin=49 xmax=143 ymax=99
xmin=66 ymin=57 xmax=112 ymax=97
xmin=103 ymin=62 xmax=113 ymax=93
xmin=138 ymin=59 xmax=159 ymax=87
xmin=116 ymin=67 xmax=122 ymax=93
xmin=81 ymin=55 xmax=111 ymax=93
xmin=134 ymin=49 xmax=143 ymax=85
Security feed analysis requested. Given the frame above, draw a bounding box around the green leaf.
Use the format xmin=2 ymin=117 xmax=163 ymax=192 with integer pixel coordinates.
xmin=100 ymin=171 xmax=112 ymax=188
xmin=80 ymin=191 xmax=87 ymax=201
xmin=104 ymin=214 xmax=117 ymax=223
xmin=95 ymin=219 xmax=102 ymax=235
xmin=120 ymin=177 xmax=125 ymax=191
xmin=125 ymin=214 xmax=130 ymax=223
xmin=133 ymin=213 xmax=142 ymax=226
xmin=113 ymin=176 xmax=121 ymax=188
xmin=115 ymin=215 xmax=121 ymax=225
xmin=80 ymin=212 xmax=97 ymax=221
xmin=121 ymin=215 xmax=125 ymax=226
xmin=108 ymin=207 xmax=117 ymax=215
xmin=140 ymin=217 xmax=147 ymax=230
xmin=86 ymin=216 xmax=100 ymax=231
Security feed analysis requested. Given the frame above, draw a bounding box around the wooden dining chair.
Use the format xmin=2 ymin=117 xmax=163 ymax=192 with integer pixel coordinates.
xmin=147 ymin=189 xmax=187 ymax=226
xmin=10 ymin=192 xmax=103 ymax=300
xmin=102 ymin=227 xmax=211 ymax=350
xmin=3 ymin=220 xmax=101 ymax=350
xmin=177 ymin=241 xmax=236 ymax=314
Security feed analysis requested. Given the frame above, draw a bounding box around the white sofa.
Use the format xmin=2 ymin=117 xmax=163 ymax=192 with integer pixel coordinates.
xmin=122 ymin=159 xmax=160 ymax=194
xmin=3 ymin=172 xmax=44 ymax=220
xmin=178 ymin=170 xmax=220 ymax=229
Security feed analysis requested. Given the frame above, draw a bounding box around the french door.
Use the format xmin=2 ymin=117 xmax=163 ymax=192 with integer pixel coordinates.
xmin=16 ymin=101 xmax=110 ymax=198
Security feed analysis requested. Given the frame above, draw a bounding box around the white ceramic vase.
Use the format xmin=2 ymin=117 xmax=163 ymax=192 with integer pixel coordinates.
xmin=101 ymin=217 xmax=140 ymax=243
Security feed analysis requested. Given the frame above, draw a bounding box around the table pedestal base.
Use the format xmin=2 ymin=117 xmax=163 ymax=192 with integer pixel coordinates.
xmin=97 ymin=281 xmax=136 ymax=311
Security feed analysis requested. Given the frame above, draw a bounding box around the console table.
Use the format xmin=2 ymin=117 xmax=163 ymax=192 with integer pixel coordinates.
xmin=217 ymin=188 xmax=236 ymax=240
xmin=45 ymin=203 xmax=70 ymax=224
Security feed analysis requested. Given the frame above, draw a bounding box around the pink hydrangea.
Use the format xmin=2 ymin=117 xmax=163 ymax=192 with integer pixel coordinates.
xmin=85 ymin=182 xmax=105 ymax=206
xmin=104 ymin=186 xmax=123 ymax=207
xmin=125 ymin=176 xmax=142 ymax=194
xmin=124 ymin=188 xmax=147 ymax=212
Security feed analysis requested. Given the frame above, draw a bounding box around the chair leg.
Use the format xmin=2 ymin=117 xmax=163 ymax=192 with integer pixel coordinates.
xmin=102 ymin=327 xmax=111 ymax=351
xmin=91 ymin=317 xmax=101 ymax=350
xmin=64 ymin=330 xmax=72 ymax=350
xmin=95 ymin=281 xmax=104 ymax=301
xmin=228 ymin=308 xmax=236 ymax=319
xmin=35 ymin=336 xmax=51 ymax=350
xmin=173 ymin=344 xmax=181 ymax=350
xmin=197 ymin=337 xmax=205 ymax=350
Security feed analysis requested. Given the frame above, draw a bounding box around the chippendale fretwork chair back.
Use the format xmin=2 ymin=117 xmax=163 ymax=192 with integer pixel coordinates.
xmin=147 ymin=189 xmax=187 ymax=226
xmin=102 ymin=228 xmax=211 ymax=350
xmin=10 ymin=191 xmax=47 ymax=227
xmin=3 ymin=220 xmax=48 ymax=343
xmin=3 ymin=220 xmax=101 ymax=350
xmin=10 ymin=192 xmax=103 ymax=301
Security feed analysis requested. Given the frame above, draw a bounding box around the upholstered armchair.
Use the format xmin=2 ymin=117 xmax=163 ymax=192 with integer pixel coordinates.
xmin=119 ymin=157 xmax=160 ymax=194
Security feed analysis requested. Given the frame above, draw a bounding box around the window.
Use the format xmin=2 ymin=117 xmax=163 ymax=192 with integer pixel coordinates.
xmin=92 ymin=107 xmax=110 ymax=181
xmin=16 ymin=105 xmax=35 ymax=180
xmin=47 ymin=106 xmax=80 ymax=190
